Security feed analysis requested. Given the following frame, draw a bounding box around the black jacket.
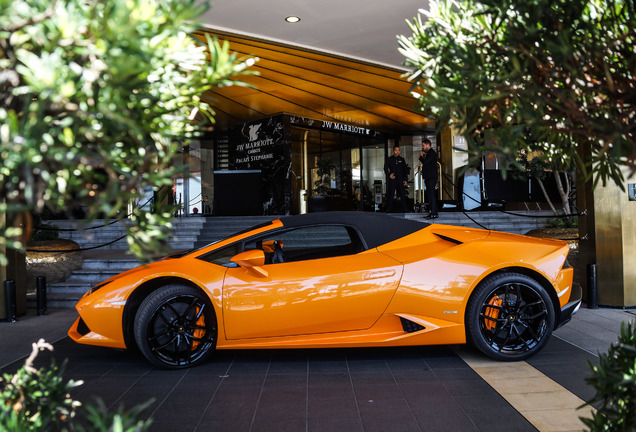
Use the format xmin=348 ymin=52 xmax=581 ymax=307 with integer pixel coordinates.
xmin=384 ymin=155 xmax=409 ymax=183
xmin=419 ymin=149 xmax=437 ymax=180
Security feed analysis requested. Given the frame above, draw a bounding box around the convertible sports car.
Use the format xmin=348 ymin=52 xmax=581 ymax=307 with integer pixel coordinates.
xmin=69 ymin=212 xmax=581 ymax=369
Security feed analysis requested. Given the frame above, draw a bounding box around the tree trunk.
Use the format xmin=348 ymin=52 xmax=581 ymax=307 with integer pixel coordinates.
xmin=554 ymin=171 xmax=571 ymax=214
xmin=537 ymin=178 xmax=558 ymax=214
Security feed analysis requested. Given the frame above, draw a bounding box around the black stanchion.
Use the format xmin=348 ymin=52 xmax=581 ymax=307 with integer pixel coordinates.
xmin=4 ymin=280 xmax=17 ymax=322
xmin=36 ymin=276 xmax=48 ymax=316
xmin=587 ymin=263 xmax=598 ymax=309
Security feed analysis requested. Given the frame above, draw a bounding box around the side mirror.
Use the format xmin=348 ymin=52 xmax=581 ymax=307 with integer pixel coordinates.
xmin=230 ymin=249 xmax=268 ymax=277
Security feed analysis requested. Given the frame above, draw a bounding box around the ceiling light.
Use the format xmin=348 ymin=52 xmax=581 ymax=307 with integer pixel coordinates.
xmin=285 ymin=16 xmax=301 ymax=23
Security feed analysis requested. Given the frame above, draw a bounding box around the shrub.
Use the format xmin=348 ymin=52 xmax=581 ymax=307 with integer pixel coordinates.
xmin=581 ymin=321 xmax=636 ymax=431
xmin=0 ymin=339 xmax=152 ymax=431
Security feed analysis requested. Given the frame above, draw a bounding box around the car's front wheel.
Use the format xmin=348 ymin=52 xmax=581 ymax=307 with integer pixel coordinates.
xmin=134 ymin=284 xmax=217 ymax=369
xmin=466 ymin=272 xmax=555 ymax=361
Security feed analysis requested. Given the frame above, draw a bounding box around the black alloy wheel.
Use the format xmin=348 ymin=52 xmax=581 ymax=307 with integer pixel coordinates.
xmin=466 ymin=272 xmax=555 ymax=361
xmin=134 ymin=285 xmax=217 ymax=369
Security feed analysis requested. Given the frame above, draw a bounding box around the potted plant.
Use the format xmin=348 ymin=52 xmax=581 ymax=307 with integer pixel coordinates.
xmin=308 ymin=157 xmax=338 ymax=212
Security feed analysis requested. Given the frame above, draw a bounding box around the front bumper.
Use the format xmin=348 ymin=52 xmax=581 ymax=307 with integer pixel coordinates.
xmin=556 ymin=283 xmax=582 ymax=329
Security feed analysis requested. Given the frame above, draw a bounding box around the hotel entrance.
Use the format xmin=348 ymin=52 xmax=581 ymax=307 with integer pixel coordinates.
xmin=205 ymin=113 xmax=429 ymax=216
xmin=290 ymin=122 xmax=389 ymax=214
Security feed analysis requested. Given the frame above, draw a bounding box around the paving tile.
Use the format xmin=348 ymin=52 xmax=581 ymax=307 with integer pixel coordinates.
xmin=216 ymin=373 xmax=266 ymax=388
xmin=307 ymin=372 xmax=352 ymax=388
xmin=472 ymin=362 xmax=545 ymax=380
xmin=487 ymin=376 xmax=566 ymax=394
xmin=201 ymin=399 xmax=259 ymax=421
xmin=350 ymin=371 xmax=396 ymax=386
xmin=385 ymin=357 xmax=430 ymax=373
xmin=504 ymin=390 xmax=585 ymax=412
xmin=307 ymin=416 xmax=364 ymax=432
xmin=162 ymin=385 xmax=219 ymax=405
xmin=357 ymin=398 xmax=415 ymax=420
xmin=308 ymin=384 xmax=356 ymax=401
xmin=455 ymin=395 xmax=537 ymax=431
xmin=259 ymin=386 xmax=307 ymax=403
xmin=432 ymin=367 xmax=482 ymax=382
xmin=267 ymin=360 xmax=309 ymax=375
xmin=523 ymin=408 xmax=594 ymax=432
xmin=398 ymin=381 xmax=452 ymax=400
xmin=391 ymin=369 xmax=443 ymax=385
xmin=308 ymin=359 xmax=349 ymax=374
xmin=423 ymin=354 xmax=469 ymax=370
xmin=263 ymin=373 xmax=308 ymax=388
xmin=416 ymin=413 xmax=479 ymax=432
xmin=185 ymin=360 xmax=233 ymax=376
xmin=407 ymin=395 xmax=466 ymax=417
xmin=195 ymin=419 xmax=251 ymax=432
xmin=346 ymin=359 xmax=390 ymax=374
xmin=361 ymin=416 xmax=421 ymax=432
xmin=171 ymin=373 xmax=223 ymax=390
xmin=353 ymin=383 xmax=405 ymax=401
xmin=151 ymin=420 xmax=199 ymax=432
xmin=250 ymin=418 xmax=307 ymax=432
xmin=307 ymin=397 xmax=360 ymax=420
xmin=151 ymin=401 xmax=212 ymax=422
xmin=442 ymin=379 xmax=499 ymax=398
xmin=210 ymin=386 xmax=262 ymax=403
xmin=253 ymin=400 xmax=307 ymax=421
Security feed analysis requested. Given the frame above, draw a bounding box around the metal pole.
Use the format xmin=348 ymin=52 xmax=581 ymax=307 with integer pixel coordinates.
xmin=587 ymin=263 xmax=598 ymax=309
xmin=36 ymin=276 xmax=47 ymax=316
xmin=4 ymin=280 xmax=17 ymax=322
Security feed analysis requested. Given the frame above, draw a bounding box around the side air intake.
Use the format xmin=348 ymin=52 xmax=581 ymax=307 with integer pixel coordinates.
xmin=433 ymin=233 xmax=463 ymax=245
xmin=400 ymin=317 xmax=425 ymax=333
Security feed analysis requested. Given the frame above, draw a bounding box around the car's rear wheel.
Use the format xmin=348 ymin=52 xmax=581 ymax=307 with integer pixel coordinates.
xmin=466 ymin=272 xmax=554 ymax=361
xmin=134 ymin=284 xmax=217 ymax=369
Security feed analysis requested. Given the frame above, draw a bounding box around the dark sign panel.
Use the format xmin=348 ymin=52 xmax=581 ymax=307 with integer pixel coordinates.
xmin=228 ymin=115 xmax=291 ymax=215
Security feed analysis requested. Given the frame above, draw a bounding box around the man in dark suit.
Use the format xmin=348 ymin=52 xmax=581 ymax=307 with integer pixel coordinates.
xmin=419 ymin=138 xmax=438 ymax=218
xmin=384 ymin=145 xmax=409 ymax=212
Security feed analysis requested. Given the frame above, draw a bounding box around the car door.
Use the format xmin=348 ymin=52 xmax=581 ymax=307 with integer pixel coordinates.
xmin=222 ymin=225 xmax=403 ymax=340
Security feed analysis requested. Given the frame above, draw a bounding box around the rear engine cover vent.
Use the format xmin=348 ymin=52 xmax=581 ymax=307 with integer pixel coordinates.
xmin=400 ymin=317 xmax=425 ymax=333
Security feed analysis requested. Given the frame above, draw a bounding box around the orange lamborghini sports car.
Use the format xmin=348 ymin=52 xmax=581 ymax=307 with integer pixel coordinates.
xmin=69 ymin=212 xmax=581 ymax=369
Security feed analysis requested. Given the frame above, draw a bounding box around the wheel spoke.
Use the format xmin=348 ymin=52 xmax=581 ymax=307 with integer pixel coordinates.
xmin=519 ymin=319 xmax=541 ymax=343
xmin=523 ymin=308 xmax=547 ymax=320
xmin=193 ymin=303 xmax=206 ymax=321
xmin=499 ymin=322 xmax=516 ymax=352
xmin=165 ymin=302 xmax=184 ymax=321
xmin=182 ymin=297 xmax=200 ymax=321
xmin=148 ymin=328 xmax=173 ymax=343
xmin=156 ymin=307 xmax=175 ymax=326
xmin=152 ymin=334 xmax=178 ymax=351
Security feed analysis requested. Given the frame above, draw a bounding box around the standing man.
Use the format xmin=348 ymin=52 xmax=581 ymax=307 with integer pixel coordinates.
xmin=419 ymin=138 xmax=438 ymax=218
xmin=384 ymin=144 xmax=409 ymax=212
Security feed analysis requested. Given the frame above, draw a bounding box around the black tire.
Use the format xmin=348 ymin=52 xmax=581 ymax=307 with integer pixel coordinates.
xmin=466 ymin=272 xmax=555 ymax=361
xmin=134 ymin=284 xmax=217 ymax=369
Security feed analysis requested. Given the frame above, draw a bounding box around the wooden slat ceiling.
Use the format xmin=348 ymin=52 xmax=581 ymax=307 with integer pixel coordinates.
xmin=193 ymin=30 xmax=434 ymax=136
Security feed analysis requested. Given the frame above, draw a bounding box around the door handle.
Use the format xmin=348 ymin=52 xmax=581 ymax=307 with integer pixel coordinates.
xmin=362 ymin=269 xmax=396 ymax=280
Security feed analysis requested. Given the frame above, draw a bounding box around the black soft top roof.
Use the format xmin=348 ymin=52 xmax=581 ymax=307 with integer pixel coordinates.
xmin=279 ymin=212 xmax=429 ymax=249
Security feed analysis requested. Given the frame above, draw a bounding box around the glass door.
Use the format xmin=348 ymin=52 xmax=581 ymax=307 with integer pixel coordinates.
xmin=361 ymin=141 xmax=387 ymax=211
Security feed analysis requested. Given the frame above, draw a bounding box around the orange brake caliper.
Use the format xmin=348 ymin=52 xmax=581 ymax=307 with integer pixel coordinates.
xmin=191 ymin=307 xmax=205 ymax=350
xmin=484 ymin=295 xmax=502 ymax=331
